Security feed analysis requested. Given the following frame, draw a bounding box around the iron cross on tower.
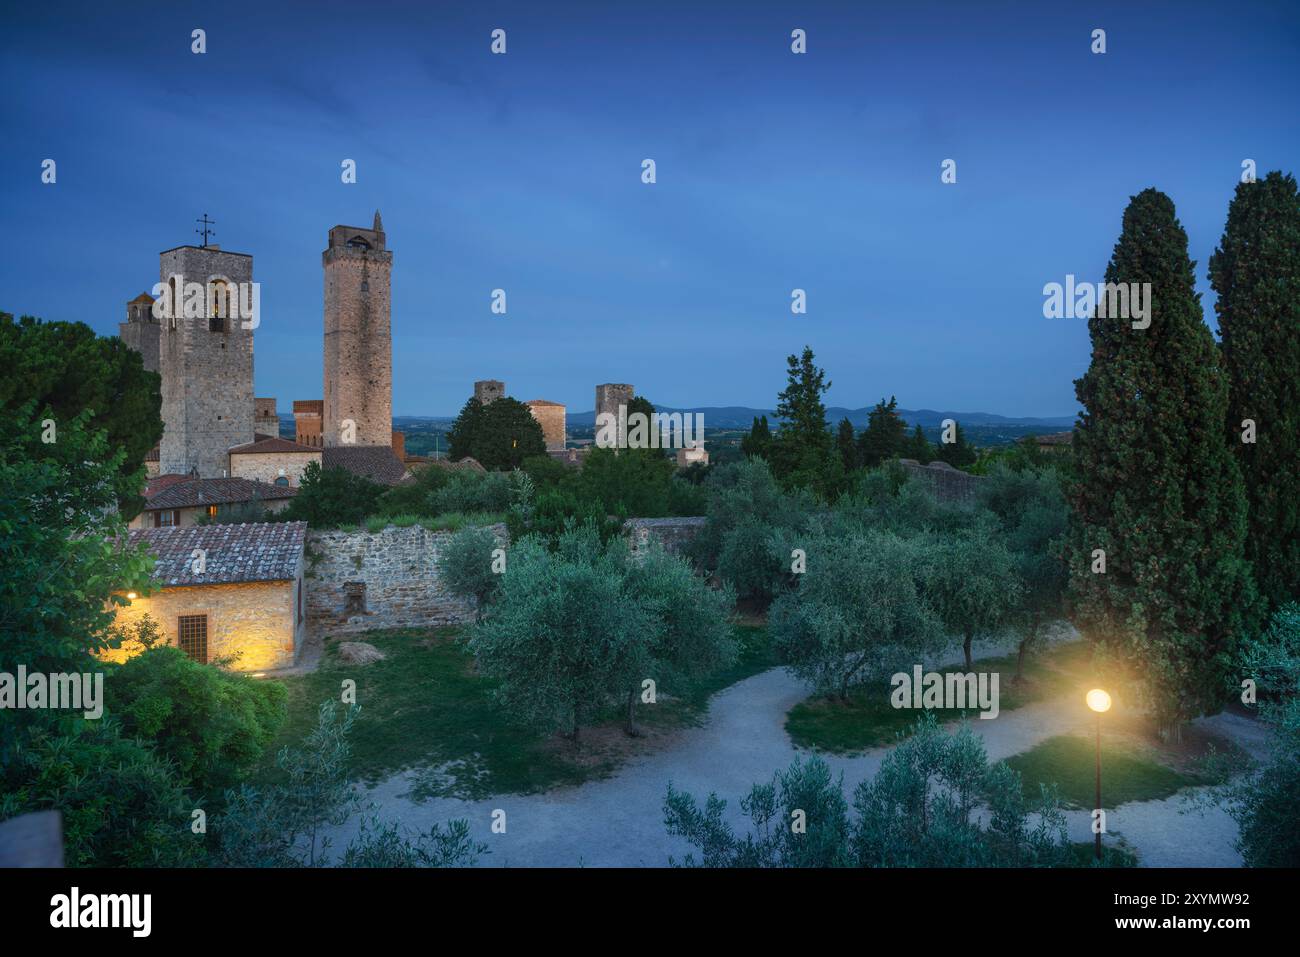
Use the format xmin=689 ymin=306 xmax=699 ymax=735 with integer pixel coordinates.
xmin=195 ymin=214 xmax=216 ymax=247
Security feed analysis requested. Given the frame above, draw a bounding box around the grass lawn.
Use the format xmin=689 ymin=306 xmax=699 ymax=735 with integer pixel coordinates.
xmin=785 ymin=640 xmax=1090 ymax=755
xmin=1004 ymin=734 xmax=1209 ymax=809
xmin=261 ymin=624 xmax=774 ymax=800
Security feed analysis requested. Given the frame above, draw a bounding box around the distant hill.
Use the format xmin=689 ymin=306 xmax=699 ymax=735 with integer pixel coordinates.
xmin=564 ymin=406 xmax=1077 ymax=430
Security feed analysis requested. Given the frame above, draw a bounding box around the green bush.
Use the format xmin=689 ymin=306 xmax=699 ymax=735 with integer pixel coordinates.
xmin=1 ymin=719 xmax=203 ymax=867
xmin=283 ymin=461 xmax=384 ymax=528
xmin=105 ymin=645 xmax=286 ymax=798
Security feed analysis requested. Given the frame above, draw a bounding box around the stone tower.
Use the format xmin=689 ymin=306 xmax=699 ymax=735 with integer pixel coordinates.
xmin=324 ymin=211 xmax=392 ymax=447
xmin=158 ymin=245 xmax=255 ymax=478
xmin=474 ymin=380 xmax=505 ymax=405
xmin=119 ymin=292 xmax=160 ymax=374
xmin=526 ymin=400 xmax=566 ymax=451
xmin=595 ymin=383 xmax=634 ymax=449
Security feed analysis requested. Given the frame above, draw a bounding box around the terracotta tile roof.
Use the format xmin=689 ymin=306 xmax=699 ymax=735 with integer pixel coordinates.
xmin=129 ymin=292 xmax=156 ymax=304
xmin=322 ymin=446 xmax=409 ymax=486
xmin=145 ymin=473 xmax=191 ymax=498
xmin=143 ymin=476 xmax=297 ymax=511
xmin=230 ymin=437 xmax=319 ymax=455
xmin=128 ymin=522 xmax=306 ymax=586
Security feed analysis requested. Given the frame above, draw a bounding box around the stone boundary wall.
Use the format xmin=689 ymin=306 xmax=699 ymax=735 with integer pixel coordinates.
xmin=898 ymin=459 xmax=984 ymax=504
xmin=306 ymin=517 xmax=706 ymax=636
xmin=306 ymin=523 xmax=507 ymax=636
xmin=625 ymin=516 xmax=706 ymax=559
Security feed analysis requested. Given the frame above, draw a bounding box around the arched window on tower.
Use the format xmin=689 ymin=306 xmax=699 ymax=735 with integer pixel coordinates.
xmin=208 ymin=279 xmax=232 ymax=332
xmin=346 ymin=236 xmax=371 ymax=251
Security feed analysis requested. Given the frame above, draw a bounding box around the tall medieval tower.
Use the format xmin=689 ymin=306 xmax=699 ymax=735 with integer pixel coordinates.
xmin=158 ymin=245 xmax=255 ymax=477
xmin=323 ymin=212 xmax=392 ymax=447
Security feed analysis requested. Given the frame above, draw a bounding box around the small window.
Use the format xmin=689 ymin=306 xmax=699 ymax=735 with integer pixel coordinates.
xmin=274 ymin=476 xmax=290 ymax=487
xmin=206 ymin=505 xmax=218 ymax=518
xmin=157 ymin=510 xmax=177 ymax=527
xmin=344 ymin=581 xmax=366 ymax=615
xmin=177 ymin=615 xmax=208 ymax=663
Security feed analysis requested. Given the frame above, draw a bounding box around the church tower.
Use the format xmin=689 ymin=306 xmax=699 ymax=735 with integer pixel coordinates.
xmin=158 ymin=244 xmax=255 ymax=477
xmin=323 ymin=211 xmax=393 ymax=447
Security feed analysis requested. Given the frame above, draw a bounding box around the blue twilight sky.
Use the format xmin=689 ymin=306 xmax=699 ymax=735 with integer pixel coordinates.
xmin=1 ymin=1 xmax=1296 ymax=417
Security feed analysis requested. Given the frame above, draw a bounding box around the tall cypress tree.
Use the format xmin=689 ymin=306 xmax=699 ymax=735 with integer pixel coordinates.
xmin=1067 ymin=188 xmax=1257 ymax=733
xmin=836 ymin=417 xmax=860 ymax=472
xmin=1208 ymin=171 xmax=1300 ymax=610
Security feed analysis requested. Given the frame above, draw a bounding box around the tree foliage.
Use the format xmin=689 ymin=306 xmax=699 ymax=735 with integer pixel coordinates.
xmin=447 ymin=396 xmax=546 ymax=471
xmin=0 ymin=312 xmax=163 ymax=511
xmin=1067 ymin=188 xmax=1258 ymax=731
xmin=1208 ymin=170 xmax=1300 ymax=610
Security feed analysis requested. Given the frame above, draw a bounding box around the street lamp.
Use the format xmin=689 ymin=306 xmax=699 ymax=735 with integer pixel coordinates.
xmin=1086 ymin=688 xmax=1112 ymax=863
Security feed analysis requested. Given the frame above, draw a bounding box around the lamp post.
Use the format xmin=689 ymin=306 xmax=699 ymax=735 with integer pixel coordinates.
xmin=1086 ymin=688 xmax=1112 ymax=863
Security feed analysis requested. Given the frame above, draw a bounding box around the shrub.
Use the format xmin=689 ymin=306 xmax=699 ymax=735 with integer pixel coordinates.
xmin=104 ymin=645 xmax=286 ymax=798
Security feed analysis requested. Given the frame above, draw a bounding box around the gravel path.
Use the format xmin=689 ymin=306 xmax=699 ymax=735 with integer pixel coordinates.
xmin=324 ymin=648 xmax=1258 ymax=867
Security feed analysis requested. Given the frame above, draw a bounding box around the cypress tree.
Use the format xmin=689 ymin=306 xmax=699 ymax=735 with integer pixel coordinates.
xmin=836 ymin=417 xmax=860 ymax=472
xmin=1067 ymin=188 xmax=1258 ymax=734
xmin=857 ymin=396 xmax=907 ymax=467
xmin=1208 ymin=171 xmax=1300 ymax=610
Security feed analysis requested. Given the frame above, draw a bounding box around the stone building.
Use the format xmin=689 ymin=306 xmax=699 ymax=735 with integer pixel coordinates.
xmin=293 ymin=399 xmax=323 ymax=447
xmin=525 ymin=399 xmax=566 ymax=451
xmin=595 ymin=383 xmax=634 ymax=449
xmin=229 ymin=436 xmax=321 ymax=487
xmin=119 ymin=292 xmax=160 ymax=374
xmin=254 ymin=397 xmax=280 ymax=437
xmin=323 ymin=212 xmax=392 ymax=448
xmin=474 ymin=380 xmax=505 ymax=405
xmin=157 ymin=244 xmax=256 ymax=478
xmin=132 ymin=475 xmax=297 ymax=528
xmin=108 ymin=522 xmax=308 ymax=672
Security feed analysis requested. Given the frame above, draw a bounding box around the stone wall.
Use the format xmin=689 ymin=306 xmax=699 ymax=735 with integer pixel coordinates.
xmin=305 ymin=523 xmax=508 ymax=636
xmin=107 ymin=575 xmax=303 ymax=672
xmin=624 ymin=516 xmax=706 ymax=559
xmin=230 ymin=450 xmax=321 ymax=487
xmin=898 ymin=459 xmax=984 ymax=504
xmin=526 ymin=400 xmax=566 ymax=451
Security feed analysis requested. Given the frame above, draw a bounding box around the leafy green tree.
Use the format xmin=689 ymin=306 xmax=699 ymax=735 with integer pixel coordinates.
xmin=214 ymin=702 xmax=483 ymax=867
xmin=836 ymin=417 xmax=860 ymax=472
xmin=924 ymin=520 xmax=1022 ymax=670
xmin=621 ymin=545 xmax=736 ymax=732
xmin=741 ymin=415 xmax=773 ymax=460
xmin=468 ymin=527 xmax=650 ymax=741
xmin=857 ymin=396 xmax=908 ymax=468
xmin=469 ymin=524 xmax=736 ymax=740
xmin=935 ymin=421 xmax=978 ymax=468
xmin=689 ymin=459 xmax=813 ymax=605
xmin=437 ymin=525 xmax=503 ymax=621
xmin=0 ymin=718 xmax=205 ymax=867
xmin=0 ymin=312 xmax=162 ymax=511
xmin=904 ymin=423 xmax=934 ymax=464
xmin=448 ymin=396 xmax=545 ymax=470
xmin=978 ymin=465 xmax=1070 ymax=678
xmin=0 ymin=405 xmax=156 ymax=764
xmin=105 ymin=643 xmax=286 ymax=798
xmin=1067 ymin=188 xmax=1258 ymax=734
xmin=1209 ymin=171 xmax=1300 ymax=610
xmin=446 ymin=397 xmax=486 ymax=463
xmin=663 ymin=718 xmax=1075 ymax=868
xmin=282 ymin=461 xmax=384 ymax=527
xmin=580 ymin=445 xmax=673 ymax=517
xmin=851 ymin=715 xmax=1071 ymax=867
xmin=769 ymin=346 xmax=840 ymax=496
xmin=770 ymin=527 xmax=943 ymax=699
xmin=665 ymin=756 xmax=850 ymax=867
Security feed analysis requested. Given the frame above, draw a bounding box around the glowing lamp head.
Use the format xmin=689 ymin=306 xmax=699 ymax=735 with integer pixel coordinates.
xmin=126 ymin=592 xmax=138 ymax=600
xmin=1086 ymin=689 xmax=1112 ymax=713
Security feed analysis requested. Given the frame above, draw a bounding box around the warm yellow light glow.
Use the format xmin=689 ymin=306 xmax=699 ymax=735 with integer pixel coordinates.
xmin=1087 ymin=688 xmax=1112 ymax=713
xmin=126 ymin=592 xmax=138 ymax=600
